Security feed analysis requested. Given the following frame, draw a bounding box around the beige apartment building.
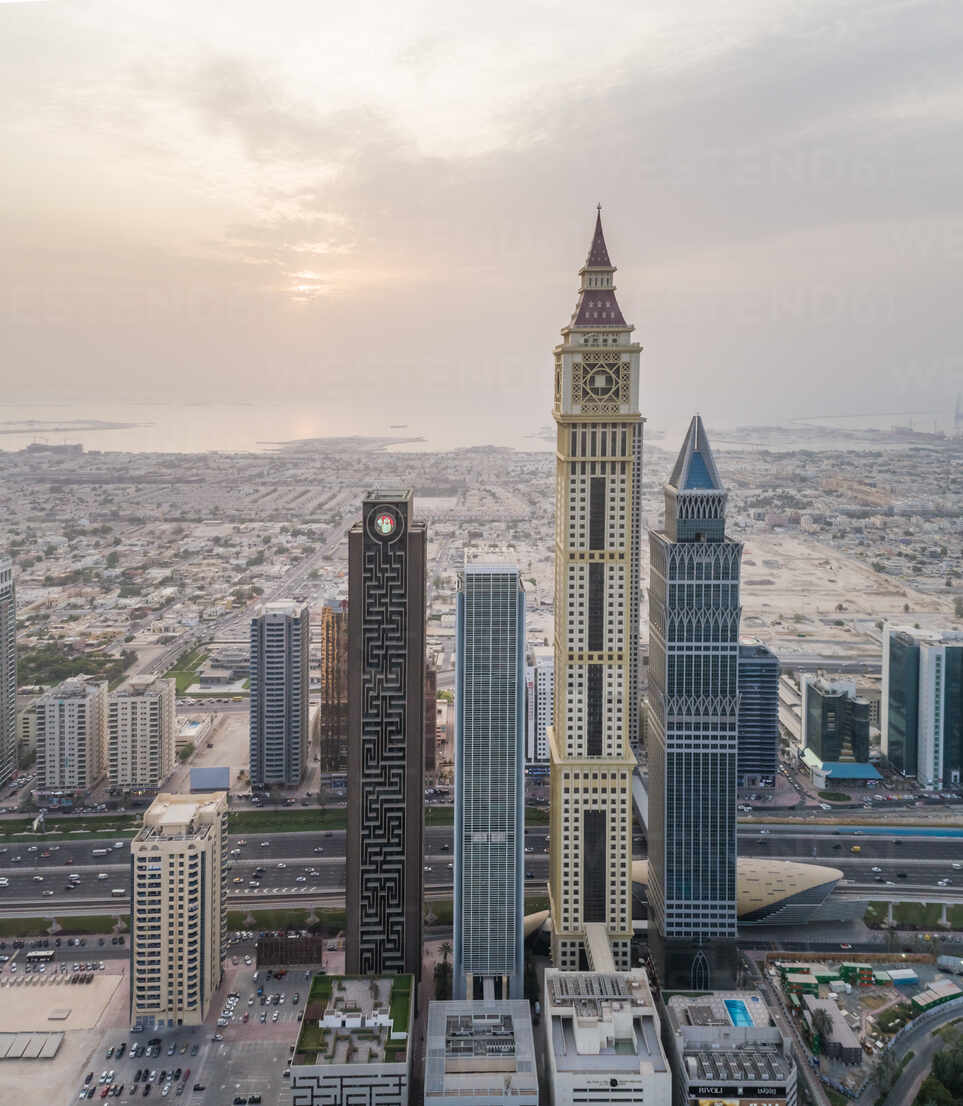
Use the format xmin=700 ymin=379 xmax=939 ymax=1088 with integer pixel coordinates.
xmin=108 ymin=675 xmax=176 ymax=790
xmin=130 ymin=791 xmax=227 ymax=1028
xmin=35 ymin=677 xmax=108 ymax=795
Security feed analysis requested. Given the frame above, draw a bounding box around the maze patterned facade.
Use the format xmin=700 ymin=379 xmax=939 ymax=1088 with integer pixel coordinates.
xmin=292 ymin=1070 xmax=408 ymax=1106
xmin=346 ymin=492 xmax=425 ymax=981
xmin=548 ymin=212 xmax=642 ymax=971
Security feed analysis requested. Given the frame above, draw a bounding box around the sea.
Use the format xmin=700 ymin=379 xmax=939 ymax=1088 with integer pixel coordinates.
xmin=0 ymin=402 xmax=945 ymax=456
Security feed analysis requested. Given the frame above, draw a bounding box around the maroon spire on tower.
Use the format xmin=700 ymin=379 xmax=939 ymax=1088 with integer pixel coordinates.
xmin=586 ymin=204 xmax=612 ymax=267
xmin=570 ymin=206 xmax=625 ymax=327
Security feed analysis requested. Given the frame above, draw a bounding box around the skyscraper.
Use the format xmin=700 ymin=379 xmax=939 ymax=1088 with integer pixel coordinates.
xmin=525 ymin=647 xmax=554 ymax=764
xmin=802 ymin=676 xmax=870 ymax=763
xmin=548 ymin=211 xmax=642 ymax=972
xmin=319 ymin=598 xmax=349 ymax=774
xmin=130 ymin=791 xmax=227 ymax=1027
xmin=648 ymin=416 xmax=741 ymax=990
xmin=737 ymin=643 xmax=780 ymax=784
xmin=882 ymin=624 xmax=963 ymax=789
xmin=453 ymin=558 xmax=525 ymax=1000
xmin=249 ymin=600 xmax=309 ymax=788
xmin=346 ymin=491 xmax=426 ymax=980
xmin=0 ymin=559 xmax=15 ymax=790
xmin=108 ymin=675 xmax=176 ymax=790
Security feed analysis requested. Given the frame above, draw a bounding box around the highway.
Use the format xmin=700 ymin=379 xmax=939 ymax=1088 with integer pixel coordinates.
xmin=2 ymin=824 xmax=962 ymax=911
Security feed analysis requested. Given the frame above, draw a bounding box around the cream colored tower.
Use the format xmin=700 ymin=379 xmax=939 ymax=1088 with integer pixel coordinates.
xmin=548 ymin=210 xmax=643 ymax=971
xmin=130 ymin=792 xmax=227 ymax=1027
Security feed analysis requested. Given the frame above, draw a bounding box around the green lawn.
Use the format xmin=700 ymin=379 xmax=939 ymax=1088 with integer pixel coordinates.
xmin=55 ymin=915 xmax=120 ymax=935
xmin=389 ymin=975 xmax=412 ymax=1034
xmin=0 ymin=917 xmax=51 ymax=937
xmin=947 ymin=905 xmax=963 ymax=930
xmin=227 ymin=808 xmax=347 ymax=834
xmin=227 ymin=908 xmax=311 ymax=931
xmin=892 ymin=902 xmax=943 ymax=929
xmin=0 ymin=813 xmax=139 ymax=838
xmin=818 ymin=790 xmax=853 ymax=803
xmin=164 ymin=647 xmax=208 ymax=694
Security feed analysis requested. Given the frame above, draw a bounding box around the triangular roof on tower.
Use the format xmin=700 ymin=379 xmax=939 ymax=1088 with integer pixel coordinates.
xmin=570 ymin=207 xmax=626 ymax=327
xmin=668 ymin=415 xmax=724 ymax=492
xmin=586 ymin=205 xmax=612 ymax=267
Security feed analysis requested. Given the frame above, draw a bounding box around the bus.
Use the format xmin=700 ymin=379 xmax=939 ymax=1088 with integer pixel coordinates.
xmin=25 ymin=949 xmax=56 ymax=963
xmin=111 ymin=888 xmax=126 ymax=898
xmin=91 ymin=848 xmax=110 ymax=857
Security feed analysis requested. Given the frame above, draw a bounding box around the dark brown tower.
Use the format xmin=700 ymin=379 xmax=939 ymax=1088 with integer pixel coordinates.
xmin=345 ymin=490 xmax=425 ymax=981
xmin=319 ymin=599 xmax=348 ymax=774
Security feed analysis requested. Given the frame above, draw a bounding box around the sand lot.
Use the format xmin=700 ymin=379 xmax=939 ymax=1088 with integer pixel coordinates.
xmin=0 ymin=967 xmax=128 ymax=1103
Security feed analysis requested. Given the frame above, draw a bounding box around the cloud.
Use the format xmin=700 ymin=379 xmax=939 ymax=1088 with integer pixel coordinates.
xmin=0 ymin=0 xmax=961 ymax=429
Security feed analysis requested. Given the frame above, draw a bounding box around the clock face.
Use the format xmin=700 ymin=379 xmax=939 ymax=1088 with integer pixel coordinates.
xmin=373 ymin=511 xmax=397 ymax=537
xmin=585 ymin=365 xmax=619 ymax=399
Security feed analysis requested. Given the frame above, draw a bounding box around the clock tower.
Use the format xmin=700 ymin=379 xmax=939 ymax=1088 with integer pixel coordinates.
xmin=548 ymin=210 xmax=643 ymax=970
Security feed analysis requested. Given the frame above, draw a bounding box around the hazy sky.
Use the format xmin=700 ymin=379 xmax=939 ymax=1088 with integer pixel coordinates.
xmin=2 ymin=0 xmax=961 ymax=432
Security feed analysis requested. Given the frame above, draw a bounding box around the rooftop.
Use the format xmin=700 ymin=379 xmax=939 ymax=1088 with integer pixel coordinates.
xmin=667 ymin=991 xmax=793 ymax=1086
xmin=545 ymin=968 xmax=668 ymax=1075
xmin=294 ymin=975 xmax=412 ymax=1068
xmin=424 ymin=1000 xmax=537 ymax=1100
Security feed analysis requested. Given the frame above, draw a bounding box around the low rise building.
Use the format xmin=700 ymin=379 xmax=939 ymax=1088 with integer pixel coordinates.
xmin=801 ymin=995 xmax=860 ymax=1065
xmin=424 ymin=999 xmax=538 ymax=1105
xmin=665 ymin=990 xmax=798 ymax=1105
xmin=543 ymin=954 xmax=671 ymax=1106
xmin=291 ymin=974 xmax=413 ymax=1106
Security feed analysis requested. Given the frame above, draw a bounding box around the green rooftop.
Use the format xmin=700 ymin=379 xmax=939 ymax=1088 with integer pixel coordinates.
xmin=293 ymin=974 xmax=412 ymax=1067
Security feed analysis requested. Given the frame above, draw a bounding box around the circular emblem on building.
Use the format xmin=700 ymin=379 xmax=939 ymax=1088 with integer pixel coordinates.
xmin=367 ymin=505 xmax=404 ymax=542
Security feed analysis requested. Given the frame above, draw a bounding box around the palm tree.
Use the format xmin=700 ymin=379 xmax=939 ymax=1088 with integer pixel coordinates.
xmin=440 ymin=941 xmax=452 ymax=966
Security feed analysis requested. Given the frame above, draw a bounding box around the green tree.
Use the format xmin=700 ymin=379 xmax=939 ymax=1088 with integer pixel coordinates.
xmin=105 ymin=551 xmax=119 ymax=568
xmin=178 ymin=742 xmax=195 ymax=763
xmin=932 ymin=1032 xmax=963 ymax=1100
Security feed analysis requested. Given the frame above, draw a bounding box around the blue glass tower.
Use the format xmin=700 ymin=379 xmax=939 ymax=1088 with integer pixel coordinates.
xmin=453 ymin=559 xmax=526 ymax=999
xmin=648 ymin=416 xmax=742 ymax=990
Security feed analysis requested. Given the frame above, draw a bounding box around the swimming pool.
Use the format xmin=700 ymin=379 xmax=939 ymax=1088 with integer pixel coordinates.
xmin=725 ymin=999 xmax=753 ymax=1027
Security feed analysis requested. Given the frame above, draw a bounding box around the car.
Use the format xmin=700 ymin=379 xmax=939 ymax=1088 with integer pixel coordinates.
xmin=424 ymin=865 xmax=432 ymax=871
xmin=954 ymin=863 xmax=962 ymax=871
xmin=143 ymin=1087 xmax=150 ymax=1098
xmin=212 ymin=1034 xmax=223 ymax=1041
xmin=42 ymin=889 xmax=54 ymax=896
xmin=897 ymin=872 xmax=907 ymax=878
xmin=871 ymin=866 xmax=882 ymax=873
xmin=248 ymin=996 xmax=254 ymax=1005
xmin=259 ymin=1013 xmax=266 ymax=1023
xmin=313 ymin=846 xmax=323 ymax=853
xmin=839 ymin=943 xmax=852 ymax=950
xmin=272 ymin=1011 xmax=279 ymax=1022
xmin=260 ymin=841 xmax=270 ymax=847
xmin=168 ymin=1044 xmax=176 ymax=1056
xmin=295 ymin=875 xmax=306 ymax=882
xmin=33 ymin=875 xmax=44 ymax=881
xmin=276 ymin=862 xmax=286 ymax=869
xmin=232 ymin=877 xmax=243 ymax=884
xmin=190 ymin=1045 xmax=199 ymax=1056
xmin=106 ymin=1048 xmax=114 ymax=1060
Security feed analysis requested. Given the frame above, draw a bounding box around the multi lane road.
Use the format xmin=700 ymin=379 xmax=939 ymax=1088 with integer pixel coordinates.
xmin=1 ymin=825 xmax=962 ymax=912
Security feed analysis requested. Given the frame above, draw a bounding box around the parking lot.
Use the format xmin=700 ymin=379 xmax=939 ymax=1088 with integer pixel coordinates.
xmin=63 ymin=960 xmax=304 ymax=1106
